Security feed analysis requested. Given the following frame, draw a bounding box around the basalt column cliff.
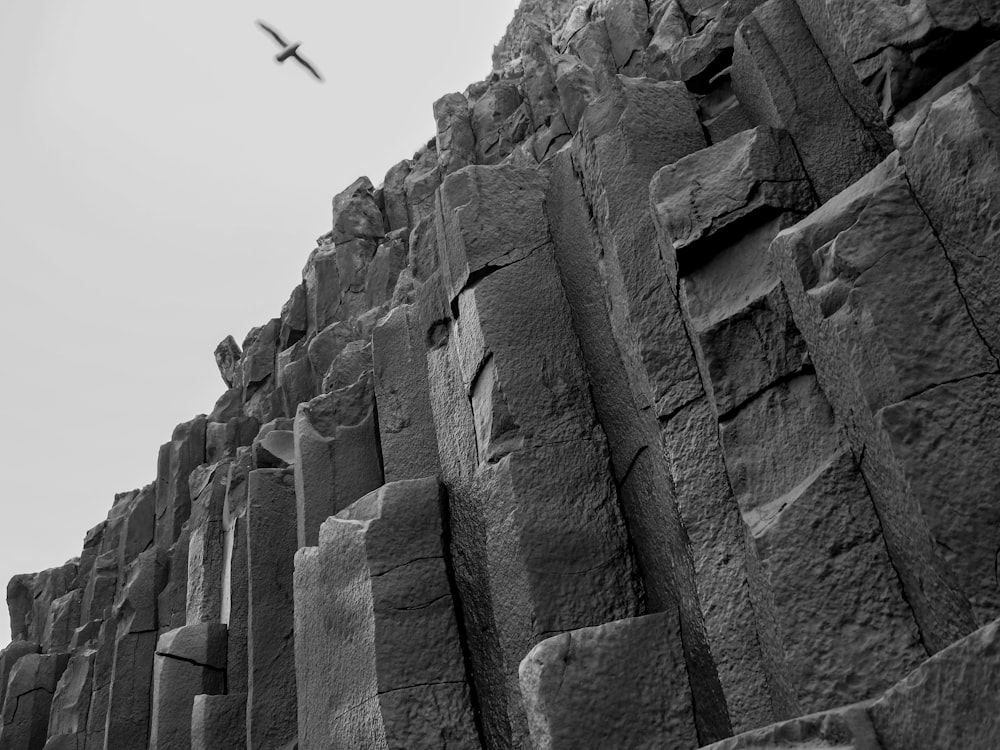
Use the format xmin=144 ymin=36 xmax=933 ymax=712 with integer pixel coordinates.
xmin=6 ymin=1 xmax=1000 ymax=748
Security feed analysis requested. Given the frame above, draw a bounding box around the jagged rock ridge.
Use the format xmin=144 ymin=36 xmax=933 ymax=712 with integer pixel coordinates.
xmin=5 ymin=0 xmax=1000 ymax=747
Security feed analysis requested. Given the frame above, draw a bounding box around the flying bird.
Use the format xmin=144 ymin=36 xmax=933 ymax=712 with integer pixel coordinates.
xmin=255 ymin=19 xmax=324 ymax=82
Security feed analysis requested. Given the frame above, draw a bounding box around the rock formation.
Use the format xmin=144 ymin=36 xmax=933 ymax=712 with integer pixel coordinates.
xmin=5 ymin=0 xmax=1000 ymax=747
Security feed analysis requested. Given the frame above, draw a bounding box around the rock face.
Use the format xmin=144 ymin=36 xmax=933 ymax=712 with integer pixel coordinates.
xmin=6 ymin=1 xmax=1000 ymax=748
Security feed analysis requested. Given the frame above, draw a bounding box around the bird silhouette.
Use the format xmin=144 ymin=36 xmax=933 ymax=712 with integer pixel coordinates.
xmin=255 ymin=20 xmax=324 ymax=82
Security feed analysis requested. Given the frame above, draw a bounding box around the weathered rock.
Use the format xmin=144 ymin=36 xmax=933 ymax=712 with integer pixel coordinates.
xmin=434 ymin=92 xmax=476 ymax=177
xmin=331 ymin=176 xmax=385 ymax=245
xmin=6 ymin=574 xmax=34 ymax=642
xmin=294 ymin=478 xmax=479 ymax=749
xmin=186 ymin=463 xmax=229 ymax=625
xmin=149 ymin=624 xmax=226 ymax=750
xmin=519 ymin=612 xmax=698 ymax=749
xmin=381 ymin=160 xmax=411 ymax=233
xmin=278 ymin=284 xmax=306 ymax=351
xmin=770 ymin=151 xmax=986 ymax=646
xmin=80 ymin=552 xmax=117 ymax=625
xmin=213 ymin=336 xmax=242 ymax=389
xmin=403 ymin=140 xmax=442 ymax=229
xmin=103 ymin=547 xmax=168 ymax=750
xmin=700 ymin=701 xmax=880 ymax=749
xmin=573 ymin=75 xmax=707 ymax=418
xmin=650 ymin=125 xmax=814 ymax=276
xmin=245 ymin=469 xmax=297 ymax=750
xmin=732 ymin=0 xmax=893 ymax=202
xmin=869 ymin=616 xmax=1000 ymax=749
xmin=0 ymin=641 xmax=39 ymax=713
xmin=82 ymin=619 xmax=115 ymax=750
xmin=372 ymin=304 xmax=440 ymax=482
xmin=155 ymin=416 xmax=207 ymax=549
xmin=42 ymin=590 xmax=82 ymax=654
xmin=250 ymin=419 xmax=294 ymax=469
xmin=45 ymin=647 xmax=96 ymax=744
xmin=190 ymin=693 xmax=246 ymax=750
xmin=0 ymin=652 xmax=69 ymax=750
xmin=293 ymin=376 xmax=383 ymax=548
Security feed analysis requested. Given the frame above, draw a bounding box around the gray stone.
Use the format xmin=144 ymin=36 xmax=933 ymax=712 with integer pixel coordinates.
xmin=46 ymin=648 xmax=96 ymax=742
xmin=381 ymin=160 xmax=411 ymax=233
xmin=186 ymin=463 xmax=229 ymax=625
xmin=191 ymin=693 xmax=246 ymax=750
xmin=573 ymin=75 xmax=707 ymax=418
xmin=155 ymin=416 xmax=207 ymax=549
xmin=221 ymin=454 xmax=251 ymax=696
xmin=103 ymin=547 xmax=168 ymax=750
xmin=0 ymin=641 xmax=39 ymax=714
xmin=294 ymin=478 xmax=478 ymax=749
xmin=6 ymin=574 xmax=34 ymax=642
xmin=245 ymin=469 xmax=297 ymax=750
xmin=214 ymin=336 xmax=242 ymax=389
xmin=519 ymin=612 xmax=698 ymax=750
xmin=331 ymin=176 xmax=385 ymax=245
xmin=869 ymin=616 xmax=1000 ymax=749
xmin=149 ymin=624 xmax=226 ymax=750
xmin=0 ymin=652 xmax=69 ymax=750
xmin=732 ymin=0 xmax=893 ymax=202
xmin=434 ymin=92 xmax=476 ymax=177
xmin=700 ymin=702 xmax=880 ymax=749
xmin=372 ymin=305 xmax=440 ymax=482
xmin=293 ymin=377 xmax=383 ymax=548
xmin=42 ymin=590 xmax=82 ymax=654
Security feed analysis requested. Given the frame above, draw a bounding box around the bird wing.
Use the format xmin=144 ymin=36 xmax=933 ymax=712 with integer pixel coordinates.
xmin=255 ymin=19 xmax=288 ymax=47
xmin=293 ymin=52 xmax=324 ymax=81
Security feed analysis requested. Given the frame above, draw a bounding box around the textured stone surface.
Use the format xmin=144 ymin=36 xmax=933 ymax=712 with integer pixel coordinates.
xmin=149 ymin=623 xmax=226 ymax=750
xmin=732 ymin=0 xmax=892 ymax=202
xmin=245 ymin=469 xmax=297 ymax=750
xmin=0 ymin=652 xmax=69 ymax=750
xmin=294 ymin=477 xmax=478 ymax=749
xmin=10 ymin=3 xmax=1000 ymax=749
xmin=191 ymin=693 xmax=246 ymax=750
xmin=520 ymin=612 xmax=697 ymax=749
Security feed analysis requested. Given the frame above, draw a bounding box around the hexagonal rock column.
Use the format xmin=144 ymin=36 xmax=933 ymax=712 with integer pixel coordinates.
xmin=0 ymin=652 xmax=69 ymax=750
xmin=245 ymin=469 xmax=297 ymax=750
xmin=770 ymin=152 xmax=991 ymax=644
xmin=731 ymin=0 xmax=892 ymax=203
xmin=372 ymin=304 xmax=440 ymax=482
xmin=652 ymin=126 xmax=926 ymax=715
xmin=698 ymin=702 xmax=881 ymax=750
xmin=427 ymin=162 xmax=647 ymax=749
xmin=186 ymin=462 xmax=230 ymax=625
xmin=43 ymin=647 xmax=97 ymax=748
xmin=149 ymin=623 xmax=227 ymax=750
xmin=519 ymin=612 xmax=698 ymax=749
xmin=293 ymin=477 xmax=480 ymax=749
xmin=293 ymin=372 xmax=383 ymax=549
xmin=104 ymin=546 xmax=169 ymax=750
xmin=191 ymin=693 xmax=246 ymax=750
xmin=0 ymin=640 xmax=39 ymax=714
xmin=155 ymin=416 xmax=207 ymax=549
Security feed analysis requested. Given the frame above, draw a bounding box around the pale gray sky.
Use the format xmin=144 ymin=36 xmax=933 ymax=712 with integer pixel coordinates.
xmin=0 ymin=0 xmax=520 ymax=643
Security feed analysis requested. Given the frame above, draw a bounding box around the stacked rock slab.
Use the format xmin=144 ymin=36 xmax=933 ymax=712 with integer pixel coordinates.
xmin=5 ymin=0 xmax=1000 ymax=748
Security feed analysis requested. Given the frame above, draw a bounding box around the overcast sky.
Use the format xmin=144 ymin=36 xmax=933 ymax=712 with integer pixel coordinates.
xmin=0 ymin=0 xmax=520 ymax=644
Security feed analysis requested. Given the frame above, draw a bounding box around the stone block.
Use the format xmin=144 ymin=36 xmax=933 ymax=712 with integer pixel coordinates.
xmin=186 ymin=463 xmax=229 ymax=625
xmin=869 ymin=616 xmax=1000 ymax=749
xmin=434 ymin=92 xmax=476 ymax=177
xmin=245 ymin=469 xmax=297 ymax=750
xmin=42 ymin=590 xmax=82 ymax=654
xmin=293 ymin=377 xmax=383 ymax=548
xmin=573 ymin=75 xmax=707 ymax=417
xmin=46 ymin=647 xmax=96 ymax=741
xmin=191 ymin=693 xmax=246 ymax=750
xmin=294 ymin=478 xmax=478 ymax=749
xmin=650 ymin=125 xmax=814 ymax=274
xmin=155 ymin=416 xmax=207 ymax=549
xmin=331 ymin=176 xmax=385 ymax=245
xmin=732 ymin=0 xmax=892 ymax=202
xmin=0 ymin=641 xmax=39 ymax=713
xmin=700 ymin=702 xmax=880 ymax=749
xmin=372 ymin=304 xmax=440 ymax=482
xmin=434 ymin=163 xmax=550 ymax=306
xmin=519 ymin=612 xmax=697 ymax=749
xmin=0 ymin=652 xmax=69 ymax=750
xmin=213 ymin=335 xmax=241 ymax=389
xmin=149 ymin=624 xmax=227 ymax=750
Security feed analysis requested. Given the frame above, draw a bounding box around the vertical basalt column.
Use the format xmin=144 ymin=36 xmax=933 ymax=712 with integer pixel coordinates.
xmin=103 ymin=547 xmax=169 ymax=750
xmin=770 ymin=150 xmax=994 ymax=645
xmin=0 ymin=652 xmax=69 ymax=750
xmin=651 ymin=125 xmax=927 ymax=715
xmin=570 ymin=74 xmax=733 ymax=741
xmin=186 ymin=462 xmax=230 ymax=625
xmin=293 ymin=478 xmax=480 ymax=749
xmin=426 ymin=162 xmax=650 ymax=749
xmin=149 ymin=623 xmax=227 ymax=750
xmin=245 ymin=469 xmax=297 ymax=750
